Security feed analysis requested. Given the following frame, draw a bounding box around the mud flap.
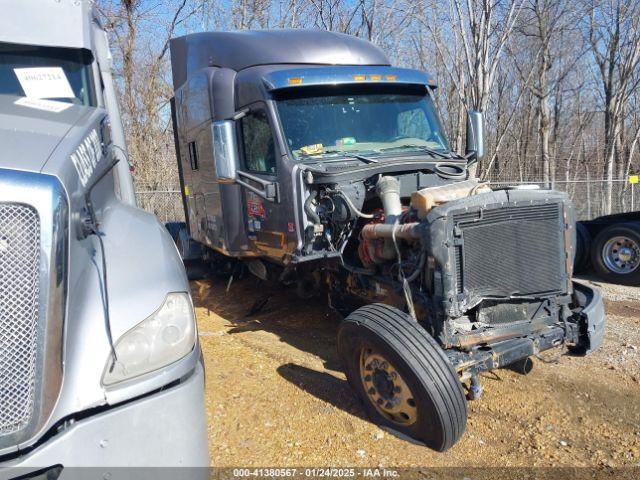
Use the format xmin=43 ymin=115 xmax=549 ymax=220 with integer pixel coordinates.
xmin=573 ymin=282 xmax=606 ymax=354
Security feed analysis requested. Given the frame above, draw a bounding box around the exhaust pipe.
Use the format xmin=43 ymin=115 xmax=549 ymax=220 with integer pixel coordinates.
xmin=375 ymin=176 xmax=403 ymax=259
xmin=508 ymin=357 xmax=534 ymax=375
xmin=361 ymin=223 xmax=420 ymax=240
xmin=376 ymin=176 xmax=402 ymax=224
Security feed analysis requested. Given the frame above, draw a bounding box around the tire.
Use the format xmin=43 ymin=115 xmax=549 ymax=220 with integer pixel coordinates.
xmin=591 ymin=222 xmax=640 ymax=285
xmin=337 ymin=304 xmax=467 ymax=451
xmin=175 ymin=228 xmax=207 ymax=280
xmin=165 ymin=221 xmax=185 ymax=243
xmin=574 ymin=222 xmax=592 ymax=274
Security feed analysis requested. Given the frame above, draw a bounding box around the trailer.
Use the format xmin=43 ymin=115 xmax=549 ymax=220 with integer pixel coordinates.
xmin=168 ymin=30 xmax=605 ymax=451
xmin=0 ymin=0 xmax=208 ymax=472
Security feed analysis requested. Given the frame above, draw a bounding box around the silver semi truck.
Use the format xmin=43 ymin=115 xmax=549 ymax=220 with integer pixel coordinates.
xmin=169 ymin=30 xmax=605 ymax=451
xmin=0 ymin=0 xmax=208 ymax=473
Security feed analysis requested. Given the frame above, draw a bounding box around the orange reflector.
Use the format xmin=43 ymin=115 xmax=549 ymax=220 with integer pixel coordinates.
xmin=288 ymin=77 xmax=303 ymax=85
xmin=353 ymin=74 xmax=366 ymax=81
xmin=385 ymin=75 xmax=397 ymax=81
xmin=370 ymin=74 xmax=382 ymax=81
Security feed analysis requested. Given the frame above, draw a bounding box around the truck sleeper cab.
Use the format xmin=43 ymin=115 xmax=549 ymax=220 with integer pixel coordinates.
xmin=169 ymin=29 xmax=605 ymax=451
xmin=0 ymin=0 xmax=207 ymax=473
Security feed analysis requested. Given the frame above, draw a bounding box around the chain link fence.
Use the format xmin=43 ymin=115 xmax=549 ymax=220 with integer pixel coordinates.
xmin=135 ymin=178 xmax=639 ymax=224
xmin=135 ymin=189 xmax=184 ymax=223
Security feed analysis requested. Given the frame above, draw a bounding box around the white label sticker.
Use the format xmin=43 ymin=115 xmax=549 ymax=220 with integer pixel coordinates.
xmin=14 ymin=97 xmax=72 ymax=113
xmin=14 ymin=67 xmax=75 ymax=99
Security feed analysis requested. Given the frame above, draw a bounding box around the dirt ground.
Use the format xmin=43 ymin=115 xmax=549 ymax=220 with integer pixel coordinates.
xmin=192 ymin=273 xmax=640 ymax=468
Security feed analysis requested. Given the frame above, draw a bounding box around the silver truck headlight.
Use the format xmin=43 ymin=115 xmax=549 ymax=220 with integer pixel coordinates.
xmin=102 ymin=292 xmax=196 ymax=386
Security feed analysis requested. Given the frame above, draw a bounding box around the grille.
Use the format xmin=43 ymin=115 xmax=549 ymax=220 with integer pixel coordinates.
xmin=0 ymin=204 xmax=40 ymax=435
xmin=454 ymin=203 xmax=565 ymax=299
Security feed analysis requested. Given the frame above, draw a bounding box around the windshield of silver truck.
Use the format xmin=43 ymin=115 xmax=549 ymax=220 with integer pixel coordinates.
xmin=0 ymin=42 xmax=96 ymax=106
xmin=275 ymin=88 xmax=450 ymax=161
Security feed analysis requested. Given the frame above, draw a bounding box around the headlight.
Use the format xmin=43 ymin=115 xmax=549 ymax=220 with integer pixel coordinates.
xmin=102 ymin=292 xmax=196 ymax=386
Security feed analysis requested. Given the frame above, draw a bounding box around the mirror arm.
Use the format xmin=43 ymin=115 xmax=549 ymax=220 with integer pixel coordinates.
xmin=465 ymin=150 xmax=478 ymax=164
xmin=237 ymin=170 xmax=279 ymax=202
xmin=229 ymin=108 xmax=249 ymax=121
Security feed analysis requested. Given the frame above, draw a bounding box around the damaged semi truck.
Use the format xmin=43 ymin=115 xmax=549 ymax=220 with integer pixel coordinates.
xmin=169 ymin=30 xmax=605 ymax=451
xmin=0 ymin=0 xmax=207 ymax=471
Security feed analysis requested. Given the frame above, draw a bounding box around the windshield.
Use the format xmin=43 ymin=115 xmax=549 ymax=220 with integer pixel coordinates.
xmin=275 ymin=89 xmax=450 ymax=161
xmin=0 ymin=42 xmax=96 ymax=106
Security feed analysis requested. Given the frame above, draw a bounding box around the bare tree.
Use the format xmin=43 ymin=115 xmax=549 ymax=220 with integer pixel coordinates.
xmin=94 ymin=0 xmax=640 ymax=215
xmin=232 ymin=0 xmax=272 ymax=29
xmin=415 ymin=0 xmax=524 ymax=175
xmin=517 ymin=0 xmax=582 ymax=186
xmin=586 ymin=0 xmax=640 ymax=212
xmin=97 ymin=0 xmax=199 ymax=188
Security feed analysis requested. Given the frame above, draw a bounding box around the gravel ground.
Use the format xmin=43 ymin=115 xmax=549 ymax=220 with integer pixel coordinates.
xmin=193 ymin=274 xmax=640 ymax=468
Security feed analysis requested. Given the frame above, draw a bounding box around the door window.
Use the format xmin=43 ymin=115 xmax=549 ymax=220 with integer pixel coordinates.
xmin=241 ymin=109 xmax=277 ymax=174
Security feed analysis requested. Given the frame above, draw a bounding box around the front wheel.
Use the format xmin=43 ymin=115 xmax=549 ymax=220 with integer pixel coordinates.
xmin=337 ymin=304 xmax=467 ymax=451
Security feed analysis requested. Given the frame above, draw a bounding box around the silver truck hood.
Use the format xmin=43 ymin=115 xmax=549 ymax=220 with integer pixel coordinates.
xmin=0 ymin=94 xmax=91 ymax=173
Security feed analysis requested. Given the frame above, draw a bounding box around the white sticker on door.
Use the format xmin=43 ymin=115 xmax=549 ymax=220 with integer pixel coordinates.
xmin=14 ymin=97 xmax=72 ymax=113
xmin=14 ymin=67 xmax=75 ymax=99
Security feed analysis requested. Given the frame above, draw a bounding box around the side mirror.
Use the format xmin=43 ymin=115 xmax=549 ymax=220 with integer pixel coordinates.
xmin=212 ymin=120 xmax=239 ymax=182
xmin=465 ymin=110 xmax=485 ymax=163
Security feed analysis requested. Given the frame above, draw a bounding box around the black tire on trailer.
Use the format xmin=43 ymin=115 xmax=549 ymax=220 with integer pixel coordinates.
xmin=337 ymin=304 xmax=467 ymax=451
xmin=574 ymin=222 xmax=592 ymax=273
xmin=591 ymin=222 xmax=640 ymax=285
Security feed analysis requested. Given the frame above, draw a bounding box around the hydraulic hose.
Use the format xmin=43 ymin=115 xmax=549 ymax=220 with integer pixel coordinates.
xmin=336 ymin=191 xmax=374 ymax=219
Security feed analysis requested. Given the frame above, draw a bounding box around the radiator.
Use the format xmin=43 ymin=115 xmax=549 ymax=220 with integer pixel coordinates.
xmin=453 ymin=203 xmax=566 ymax=299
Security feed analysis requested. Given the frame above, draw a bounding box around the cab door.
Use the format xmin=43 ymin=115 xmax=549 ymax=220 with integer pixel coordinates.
xmin=236 ymin=104 xmax=286 ymax=259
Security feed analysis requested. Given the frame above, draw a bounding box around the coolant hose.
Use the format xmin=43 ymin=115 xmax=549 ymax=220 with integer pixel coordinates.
xmin=304 ymin=191 xmax=321 ymax=225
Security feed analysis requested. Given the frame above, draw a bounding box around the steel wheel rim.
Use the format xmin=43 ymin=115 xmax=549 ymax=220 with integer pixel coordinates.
xmin=359 ymin=348 xmax=418 ymax=426
xmin=602 ymin=235 xmax=640 ymax=274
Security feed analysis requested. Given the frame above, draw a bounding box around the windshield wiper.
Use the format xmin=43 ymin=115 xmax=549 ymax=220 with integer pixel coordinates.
xmin=380 ymin=144 xmax=452 ymax=159
xmin=335 ymin=152 xmax=379 ymax=164
xmin=304 ymin=150 xmax=379 ymax=164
